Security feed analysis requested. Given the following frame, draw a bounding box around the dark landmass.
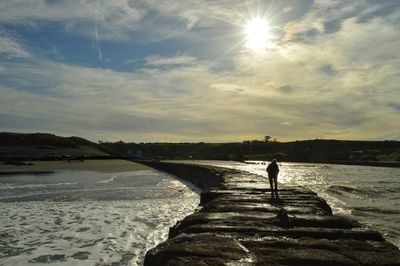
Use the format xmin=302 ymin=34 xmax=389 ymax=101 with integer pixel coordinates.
xmin=0 ymin=132 xmax=116 ymax=161
xmin=143 ymin=162 xmax=400 ymax=265
xmin=1 ymin=132 xmax=400 ymax=167
xmin=103 ymin=138 xmax=400 ymax=167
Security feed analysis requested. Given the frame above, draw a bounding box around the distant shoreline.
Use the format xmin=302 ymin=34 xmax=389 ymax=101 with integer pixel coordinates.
xmin=243 ymin=159 xmax=400 ymax=168
xmin=323 ymin=160 xmax=400 ymax=168
xmin=0 ymin=170 xmax=55 ymax=175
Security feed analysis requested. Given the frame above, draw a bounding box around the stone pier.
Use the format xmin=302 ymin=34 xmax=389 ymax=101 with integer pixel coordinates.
xmin=142 ymin=162 xmax=400 ymax=266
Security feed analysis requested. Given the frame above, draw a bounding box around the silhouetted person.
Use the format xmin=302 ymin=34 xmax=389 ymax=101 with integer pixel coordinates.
xmin=266 ymin=159 xmax=279 ymax=198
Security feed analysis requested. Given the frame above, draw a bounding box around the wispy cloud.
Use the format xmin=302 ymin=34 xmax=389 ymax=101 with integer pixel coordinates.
xmin=0 ymin=0 xmax=239 ymax=42
xmin=93 ymin=0 xmax=103 ymax=61
xmin=0 ymin=28 xmax=31 ymax=59
xmin=145 ymin=54 xmax=197 ymax=66
xmin=281 ymin=0 xmax=400 ymax=44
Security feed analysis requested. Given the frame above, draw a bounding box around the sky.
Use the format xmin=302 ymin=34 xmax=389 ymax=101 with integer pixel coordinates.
xmin=0 ymin=0 xmax=399 ymax=143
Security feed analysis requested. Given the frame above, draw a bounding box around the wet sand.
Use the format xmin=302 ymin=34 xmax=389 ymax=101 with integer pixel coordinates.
xmin=0 ymin=159 xmax=151 ymax=173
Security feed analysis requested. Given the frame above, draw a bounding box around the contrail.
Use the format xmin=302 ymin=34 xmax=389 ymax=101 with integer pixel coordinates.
xmin=94 ymin=22 xmax=103 ymax=61
xmin=94 ymin=0 xmax=103 ymax=62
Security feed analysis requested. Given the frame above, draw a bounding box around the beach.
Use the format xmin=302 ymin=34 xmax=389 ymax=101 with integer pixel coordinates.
xmin=0 ymin=159 xmax=151 ymax=173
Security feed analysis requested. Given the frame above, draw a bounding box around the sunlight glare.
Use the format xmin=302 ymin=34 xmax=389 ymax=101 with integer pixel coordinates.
xmin=244 ymin=17 xmax=272 ymax=50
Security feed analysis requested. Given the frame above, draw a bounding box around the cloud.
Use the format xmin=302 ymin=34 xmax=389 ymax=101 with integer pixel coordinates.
xmin=278 ymin=85 xmax=294 ymax=94
xmin=0 ymin=1 xmax=400 ymax=141
xmin=357 ymin=1 xmax=400 ymax=23
xmin=145 ymin=54 xmax=197 ymax=66
xmin=0 ymin=1 xmax=397 ymax=48
xmin=0 ymin=1 xmax=143 ymax=40
xmin=229 ymin=12 xmax=400 ymax=140
xmin=323 ymin=19 xmax=342 ymax=33
xmin=0 ymin=28 xmax=31 ymax=58
xmin=0 ymin=1 xmax=314 ymax=47
xmin=0 ymin=58 xmax=237 ymax=141
xmin=0 ymin=0 xmax=246 ymax=43
xmin=282 ymin=0 xmax=400 ymax=44
xmin=388 ymin=103 xmax=400 ymax=112
xmin=317 ymin=64 xmax=337 ymax=76
xmin=209 ymin=83 xmax=246 ymax=93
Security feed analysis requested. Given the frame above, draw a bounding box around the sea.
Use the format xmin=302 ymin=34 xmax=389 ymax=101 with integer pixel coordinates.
xmin=0 ymin=161 xmax=399 ymax=265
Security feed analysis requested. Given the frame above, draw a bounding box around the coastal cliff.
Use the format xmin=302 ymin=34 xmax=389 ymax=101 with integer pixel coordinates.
xmin=142 ymin=162 xmax=400 ymax=265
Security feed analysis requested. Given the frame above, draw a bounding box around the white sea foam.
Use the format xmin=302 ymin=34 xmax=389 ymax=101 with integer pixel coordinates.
xmin=96 ymin=175 xmax=117 ymax=184
xmin=0 ymin=170 xmax=200 ymax=266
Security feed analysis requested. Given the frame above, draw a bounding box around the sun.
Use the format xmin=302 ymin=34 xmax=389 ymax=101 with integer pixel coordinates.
xmin=244 ymin=17 xmax=272 ymax=50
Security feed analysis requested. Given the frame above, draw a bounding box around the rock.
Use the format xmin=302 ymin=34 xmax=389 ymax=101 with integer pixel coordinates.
xmin=141 ymin=162 xmax=400 ymax=265
xmin=144 ymin=234 xmax=249 ymax=266
xmin=72 ymin=251 xmax=90 ymax=260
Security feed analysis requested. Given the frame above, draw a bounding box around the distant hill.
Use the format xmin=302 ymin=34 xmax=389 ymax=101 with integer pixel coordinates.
xmin=0 ymin=132 xmax=116 ymax=160
xmin=2 ymin=132 xmax=399 ymax=167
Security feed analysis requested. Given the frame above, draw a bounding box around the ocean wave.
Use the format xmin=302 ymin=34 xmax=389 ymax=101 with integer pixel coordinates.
xmin=352 ymin=206 xmax=400 ymax=215
xmin=326 ymin=185 xmax=366 ymax=196
xmin=379 ymin=187 xmax=400 ymax=194
xmin=325 ymin=185 xmax=384 ymax=199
